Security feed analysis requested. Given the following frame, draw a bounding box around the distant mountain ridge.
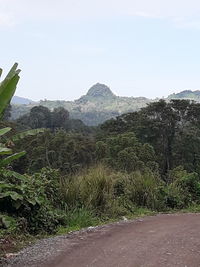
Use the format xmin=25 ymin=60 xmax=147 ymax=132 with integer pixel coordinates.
xmin=168 ymin=90 xmax=200 ymax=101
xmin=11 ymin=96 xmax=35 ymax=105
xmin=11 ymin=86 xmax=200 ymax=125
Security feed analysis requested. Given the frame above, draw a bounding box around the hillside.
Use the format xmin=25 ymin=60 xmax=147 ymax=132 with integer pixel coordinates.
xmin=11 ymin=86 xmax=200 ymax=126
xmin=168 ymin=90 xmax=200 ymax=101
xmin=11 ymin=83 xmax=151 ymax=125
xmin=11 ymin=96 xmax=35 ymax=105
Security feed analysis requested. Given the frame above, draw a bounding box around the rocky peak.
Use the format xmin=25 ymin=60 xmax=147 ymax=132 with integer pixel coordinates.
xmin=86 ymin=83 xmax=115 ymax=98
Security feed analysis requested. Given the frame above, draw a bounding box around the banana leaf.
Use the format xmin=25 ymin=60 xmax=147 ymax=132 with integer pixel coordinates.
xmin=12 ymin=128 xmax=45 ymax=142
xmin=0 ymin=63 xmax=20 ymax=118
xmin=0 ymin=127 xmax=11 ymax=136
xmin=1 ymin=169 xmax=27 ymax=181
xmin=0 ymin=151 xmax=26 ymax=167
xmin=0 ymin=144 xmax=12 ymax=155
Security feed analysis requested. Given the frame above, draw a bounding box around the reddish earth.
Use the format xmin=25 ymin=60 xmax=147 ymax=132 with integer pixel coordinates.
xmin=45 ymin=213 xmax=200 ymax=267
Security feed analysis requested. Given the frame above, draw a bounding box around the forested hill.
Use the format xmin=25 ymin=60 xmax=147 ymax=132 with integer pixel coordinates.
xmin=168 ymin=90 xmax=200 ymax=101
xmin=11 ymin=85 xmax=200 ymax=126
xmin=11 ymin=83 xmax=151 ymax=125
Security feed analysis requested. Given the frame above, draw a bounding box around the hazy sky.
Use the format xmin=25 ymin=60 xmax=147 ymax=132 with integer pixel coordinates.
xmin=1 ymin=0 xmax=200 ymax=100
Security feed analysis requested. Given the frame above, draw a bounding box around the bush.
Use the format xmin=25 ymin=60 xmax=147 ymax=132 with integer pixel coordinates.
xmin=164 ymin=166 xmax=200 ymax=208
xmin=0 ymin=168 xmax=66 ymax=234
xmin=122 ymin=170 xmax=165 ymax=210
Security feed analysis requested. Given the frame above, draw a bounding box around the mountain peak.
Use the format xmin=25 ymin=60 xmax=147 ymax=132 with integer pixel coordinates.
xmin=86 ymin=83 xmax=115 ymax=98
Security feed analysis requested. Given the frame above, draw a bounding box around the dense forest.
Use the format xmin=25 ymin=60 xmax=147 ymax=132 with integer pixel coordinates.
xmin=1 ymin=65 xmax=200 ymax=258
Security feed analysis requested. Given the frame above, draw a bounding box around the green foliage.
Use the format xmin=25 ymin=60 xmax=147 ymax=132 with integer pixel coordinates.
xmin=3 ymin=71 xmax=200 ymax=246
xmin=0 ymin=151 xmax=26 ymax=167
xmin=96 ymin=132 xmax=157 ymax=173
xmin=65 ymin=208 xmax=99 ymax=229
xmin=0 ymin=63 xmax=20 ymax=118
xmin=62 ymin=163 xmax=200 ymax=216
xmin=0 ymin=64 xmax=27 ymax=172
xmin=13 ymin=130 xmax=95 ymax=174
xmin=17 ymin=105 xmax=92 ymax=133
xmin=122 ymin=171 xmax=164 ymax=210
xmin=63 ymin=165 xmax=162 ymax=215
xmin=63 ymin=165 xmax=115 ymax=213
xmin=12 ymin=128 xmax=45 ymax=142
xmin=165 ymin=167 xmax=200 ymax=207
xmin=18 ymin=106 xmax=52 ymax=129
xmin=51 ymin=107 xmax=69 ymax=129
xmin=0 ymin=168 xmax=66 ymax=234
xmin=101 ymin=99 xmax=200 ymax=176
xmin=0 ymin=214 xmax=17 ymax=232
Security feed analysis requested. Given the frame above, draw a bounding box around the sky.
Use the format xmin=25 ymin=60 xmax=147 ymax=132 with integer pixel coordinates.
xmin=1 ymin=0 xmax=200 ymax=101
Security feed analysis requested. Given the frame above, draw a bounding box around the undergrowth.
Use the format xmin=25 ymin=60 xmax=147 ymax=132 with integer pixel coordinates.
xmin=1 ymin=164 xmax=200 ymax=258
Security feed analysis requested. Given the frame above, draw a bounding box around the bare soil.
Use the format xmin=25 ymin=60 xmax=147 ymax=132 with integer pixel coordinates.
xmin=4 ymin=213 xmax=200 ymax=267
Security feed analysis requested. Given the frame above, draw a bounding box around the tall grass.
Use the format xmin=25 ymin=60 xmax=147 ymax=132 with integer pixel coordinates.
xmin=61 ymin=164 xmax=164 ymax=217
xmin=62 ymin=165 xmax=115 ymax=212
xmin=123 ymin=170 xmax=164 ymax=210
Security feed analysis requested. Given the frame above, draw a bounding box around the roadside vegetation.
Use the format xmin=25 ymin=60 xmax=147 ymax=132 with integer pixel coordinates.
xmin=1 ymin=64 xmax=200 ymax=258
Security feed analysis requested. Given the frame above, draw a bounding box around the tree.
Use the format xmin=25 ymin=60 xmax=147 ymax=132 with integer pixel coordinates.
xmin=101 ymin=99 xmax=199 ymax=175
xmin=51 ymin=107 xmax=69 ymax=129
xmin=2 ymin=104 xmax=12 ymax=121
xmin=13 ymin=130 xmax=96 ymax=174
xmin=96 ymin=132 xmax=157 ymax=173
xmin=29 ymin=106 xmax=51 ymax=128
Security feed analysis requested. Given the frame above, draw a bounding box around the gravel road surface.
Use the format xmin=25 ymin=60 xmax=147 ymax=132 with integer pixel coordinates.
xmin=4 ymin=213 xmax=200 ymax=267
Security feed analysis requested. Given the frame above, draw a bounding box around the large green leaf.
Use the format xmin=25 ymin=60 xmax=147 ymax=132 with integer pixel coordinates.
xmin=0 ymin=127 xmax=11 ymax=136
xmin=0 ymin=151 xmax=26 ymax=167
xmin=0 ymin=182 xmax=19 ymax=190
xmin=0 ymin=145 xmax=12 ymax=155
xmin=0 ymin=75 xmax=20 ymax=117
xmin=0 ymin=215 xmax=17 ymax=229
xmin=1 ymin=169 xmax=27 ymax=181
xmin=12 ymin=128 xmax=45 ymax=142
xmin=0 ymin=63 xmax=20 ymax=117
xmin=0 ymin=63 xmax=20 ymax=95
xmin=0 ymin=191 xmax=23 ymax=201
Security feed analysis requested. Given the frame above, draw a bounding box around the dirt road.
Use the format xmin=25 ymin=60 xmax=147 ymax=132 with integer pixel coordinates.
xmin=5 ymin=213 xmax=200 ymax=267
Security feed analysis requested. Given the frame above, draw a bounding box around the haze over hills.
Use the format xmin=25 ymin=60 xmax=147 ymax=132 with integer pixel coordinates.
xmin=11 ymin=96 xmax=35 ymax=105
xmin=11 ymin=83 xmax=151 ymax=125
xmin=167 ymin=90 xmax=200 ymax=101
xmin=11 ymin=85 xmax=200 ymax=126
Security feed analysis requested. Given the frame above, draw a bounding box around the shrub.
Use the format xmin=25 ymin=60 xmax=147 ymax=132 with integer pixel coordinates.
xmin=164 ymin=166 xmax=200 ymax=208
xmin=123 ymin=170 xmax=165 ymax=210
xmin=0 ymin=168 xmax=66 ymax=234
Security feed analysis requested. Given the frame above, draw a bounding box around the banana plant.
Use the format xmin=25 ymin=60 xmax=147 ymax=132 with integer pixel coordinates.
xmin=0 ymin=64 xmax=45 ymax=221
xmin=0 ymin=63 xmax=24 ymax=165
xmin=0 ymin=63 xmax=44 ymax=170
xmin=0 ymin=63 xmax=20 ymax=118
